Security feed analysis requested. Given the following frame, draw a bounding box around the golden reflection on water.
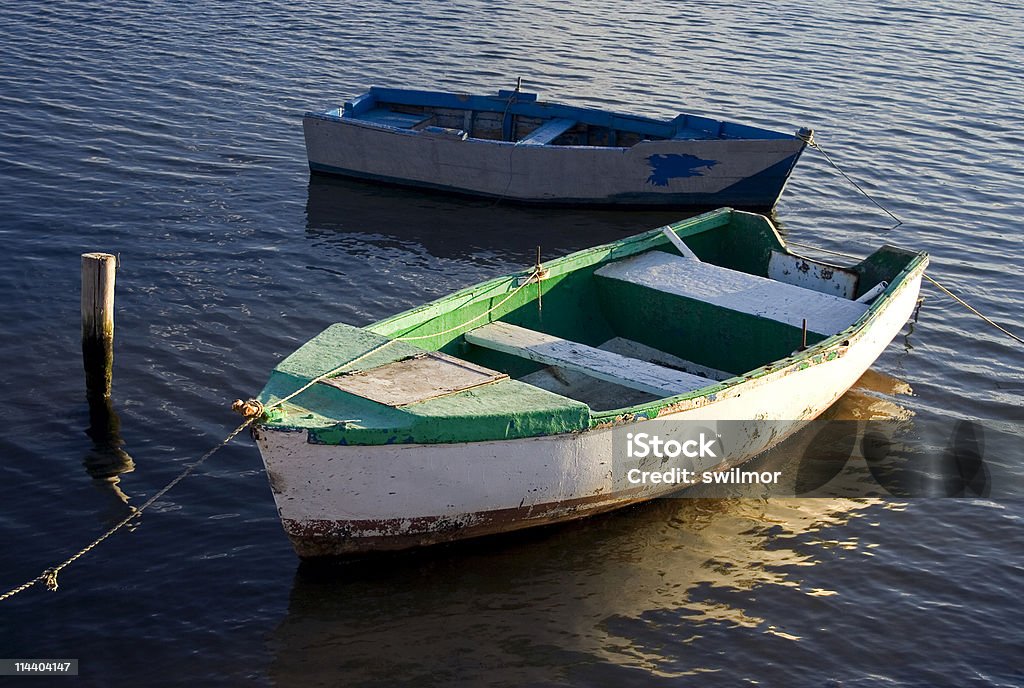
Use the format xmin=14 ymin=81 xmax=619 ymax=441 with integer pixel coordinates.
xmin=269 ymin=373 xmax=914 ymax=685
xmin=576 ymin=498 xmax=883 ymax=677
xmin=271 ymin=501 xmax=887 ymax=684
xmin=838 ymin=368 xmax=914 ymax=421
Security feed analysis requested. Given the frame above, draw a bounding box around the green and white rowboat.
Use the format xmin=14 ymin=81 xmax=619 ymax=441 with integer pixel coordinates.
xmin=252 ymin=208 xmax=928 ymax=558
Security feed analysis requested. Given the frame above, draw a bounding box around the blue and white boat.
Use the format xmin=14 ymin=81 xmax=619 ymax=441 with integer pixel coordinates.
xmin=303 ymin=87 xmax=812 ymax=209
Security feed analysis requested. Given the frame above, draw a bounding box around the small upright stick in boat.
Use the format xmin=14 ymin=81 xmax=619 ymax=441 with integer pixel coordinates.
xmin=661 ymin=227 xmax=700 ymax=261
xmin=536 ymin=246 xmax=543 ymax=319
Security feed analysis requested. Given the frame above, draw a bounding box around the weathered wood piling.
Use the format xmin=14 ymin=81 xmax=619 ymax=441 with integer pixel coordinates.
xmin=81 ymin=252 xmax=117 ymax=399
xmin=81 ymin=252 xmax=134 ymax=483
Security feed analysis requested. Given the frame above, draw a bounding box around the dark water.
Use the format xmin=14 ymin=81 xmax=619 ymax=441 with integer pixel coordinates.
xmin=1 ymin=1 xmax=1022 ymax=686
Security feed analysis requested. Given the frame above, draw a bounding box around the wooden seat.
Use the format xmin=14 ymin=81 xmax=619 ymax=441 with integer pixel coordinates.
xmin=357 ymin=108 xmax=433 ymax=129
xmin=595 ymin=251 xmax=868 ymax=337
xmin=518 ymin=118 xmax=577 ymax=146
xmin=671 ymin=129 xmax=715 ymax=140
xmin=465 ymin=322 xmax=712 ymax=397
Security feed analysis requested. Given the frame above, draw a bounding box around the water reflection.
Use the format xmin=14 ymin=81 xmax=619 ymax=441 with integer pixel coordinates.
xmin=740 ymin=371 xmax=917 ymax=499
xmin=268 ymin=494 xmax=879 ymax=686
xmin=83 ymin=393 xmax=136 ymax=523
xmin=734 ymin=372 xmax=1016 ymax=500
xmin=839 ymin=368 xmax=914 ymax=421
xmin=304 ymin=173 xmax=696 ymax=263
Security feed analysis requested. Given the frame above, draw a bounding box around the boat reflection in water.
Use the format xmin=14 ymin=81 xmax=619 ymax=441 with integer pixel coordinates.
xmin=268 ymin=374 xmax=915 ymax=685
xmin=305 ymin=173 xmax=697 ymax=264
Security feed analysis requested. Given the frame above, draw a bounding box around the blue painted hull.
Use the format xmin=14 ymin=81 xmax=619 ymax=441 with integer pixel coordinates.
xmin=303 ymin=88 xmax=810 ymax=209
xmin=308 ymin=157 xmax=801 ymax=209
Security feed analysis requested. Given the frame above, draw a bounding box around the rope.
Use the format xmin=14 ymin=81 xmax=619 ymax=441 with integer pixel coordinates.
xmin=922 ymin=273 xmax=1024 ymax=345
xmin=395 ymin=269 xmax=539 ymax=341
xmin=803 ymin=134 xmax=903 ymax=230
xmin=1 ymin=418 xmax=254 ymax=602
xmin=789 ymin=240 xmax=1023 ymax=346
xmin=788 ymin=240 xmax=861 ymax=260
xmin=490 ymin=80 xmax=525 ymax=208
xmin=263 ymin=339 xmax=403 ymax=413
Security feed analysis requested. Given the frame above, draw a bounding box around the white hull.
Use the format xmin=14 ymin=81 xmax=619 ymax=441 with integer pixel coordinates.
xmin=303 ymin=116 xmax=806 ymax=208
xmin=254 ymin=272 xmax=924 ymax=557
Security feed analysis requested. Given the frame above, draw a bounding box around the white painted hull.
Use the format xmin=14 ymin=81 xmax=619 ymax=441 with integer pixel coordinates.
xmin=254 ymin=271 xmax=924 ymax=557
xmin=303 ymin=116 xmax=806 ymax=208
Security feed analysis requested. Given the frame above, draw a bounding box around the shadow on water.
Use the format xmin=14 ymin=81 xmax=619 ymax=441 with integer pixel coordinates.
xmin=304 ymin=173 xmax=707 ymax=263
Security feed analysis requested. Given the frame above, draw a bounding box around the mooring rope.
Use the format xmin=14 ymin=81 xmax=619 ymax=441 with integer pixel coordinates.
xmin=800 ymin=132 xmax=903 ymax=230
xmin=1 ymin=264 xmax=545 ymax=601
xmin=396 ymin=268 xmax=541 ymax=342
xmin=921 ymin=273 xmax=1024 ymax=345
xmin=490 ymin=78 xmax=529 ymax=207
xmin=789 ymin=240 xmax=1023 ymax=346
xmin=0 ymin=419 xmax=254 ymax=602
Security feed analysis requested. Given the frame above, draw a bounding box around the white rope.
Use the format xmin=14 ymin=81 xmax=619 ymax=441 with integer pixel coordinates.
xmin=789 ymin=241 xmax=1023 ymax=346
xmin=803 ymin=136 xmax=903 ymax=229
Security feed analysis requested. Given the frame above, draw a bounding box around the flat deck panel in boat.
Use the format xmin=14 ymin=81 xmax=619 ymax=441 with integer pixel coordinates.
xmin=321 ymin=351 xmax=508 ymax=407
xmin=518 ymin=118 xmax=577 ymax=145
xmin=355 ymin=108 xmax=433 ymax=129
xmin=595 ymin=252 xmax=868 ymax=337
xmin=261 ymin=323 xmax=591 ymax=444
xmin=517 ymin=337 xmax=732 ymax=411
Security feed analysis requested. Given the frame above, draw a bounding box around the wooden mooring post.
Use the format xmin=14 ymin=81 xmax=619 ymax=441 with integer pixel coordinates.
xmin=82 ymin=252 xmax=117 ymax=399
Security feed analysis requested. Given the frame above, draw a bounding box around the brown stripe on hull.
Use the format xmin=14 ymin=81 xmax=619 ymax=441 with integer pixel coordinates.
xmin=277 ymin=450 xmax=773 ymax=558
xmin=281 ymin=490 xmax=650 ymax=558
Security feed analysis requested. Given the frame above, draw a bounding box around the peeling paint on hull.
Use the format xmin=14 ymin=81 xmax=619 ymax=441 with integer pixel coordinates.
xmin=280 ymin=494 xmax=642 ymax=558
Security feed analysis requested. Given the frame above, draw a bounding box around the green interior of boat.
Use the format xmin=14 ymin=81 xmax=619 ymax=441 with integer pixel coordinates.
xmin=257 ymin=208 xmax=925 ymax=446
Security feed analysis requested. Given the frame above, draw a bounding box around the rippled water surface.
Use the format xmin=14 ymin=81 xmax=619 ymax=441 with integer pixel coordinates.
xmin=1 ymin=1 xmax=1022 ymax=686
